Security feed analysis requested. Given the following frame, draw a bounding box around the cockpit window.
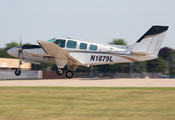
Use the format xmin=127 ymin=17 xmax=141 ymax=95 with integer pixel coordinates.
xmin=53 ymin=39 xmax=66 ymax=48
xmin=67 ymin=40 xmax=77 ymax=48
xmin=90 ymin=44 xmax=97 ymax=50
xmin=47 ymin=38 xmax=56 ymax=42
xmin=80 ymin=43 xmax=87 ymax=49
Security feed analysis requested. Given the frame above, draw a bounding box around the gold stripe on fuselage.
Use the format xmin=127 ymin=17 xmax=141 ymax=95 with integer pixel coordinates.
xmin=111 ymin=54 xmax=138 ymax=62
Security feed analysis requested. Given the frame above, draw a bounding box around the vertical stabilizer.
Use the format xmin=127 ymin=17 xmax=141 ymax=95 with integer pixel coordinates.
xmin=129 ymin=26 xmax=169 ymax=57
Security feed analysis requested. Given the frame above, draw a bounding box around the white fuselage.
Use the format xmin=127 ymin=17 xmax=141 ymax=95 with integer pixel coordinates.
xmin=8 ymin=38 xmax=156 ymax=66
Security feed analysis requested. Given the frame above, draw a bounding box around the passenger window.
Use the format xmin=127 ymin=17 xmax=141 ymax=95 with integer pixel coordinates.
xmin=53 ymin=39 xmax=65 ymax=48
xmin=90 ymin=45 xmax=97 ymax=50
xmin=80 ymin=43 xmax=87 ymax=49
xmin=67 ymin=40 xmax=77 ymax=48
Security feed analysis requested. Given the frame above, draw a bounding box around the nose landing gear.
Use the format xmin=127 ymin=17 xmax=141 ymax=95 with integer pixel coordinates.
xmin=15 ymin=61 xmax=22 ymax=76
xmin=15 ymin=69 xmax=21 ymax=76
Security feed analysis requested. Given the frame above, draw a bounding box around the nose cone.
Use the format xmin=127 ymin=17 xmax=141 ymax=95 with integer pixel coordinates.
xmin=7 ymin=47 xmax=18 ymax=58
xmin=7 ymin=48 xmax=13 ymax=55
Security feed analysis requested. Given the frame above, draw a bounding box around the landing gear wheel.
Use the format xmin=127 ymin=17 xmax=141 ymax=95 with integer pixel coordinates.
xmin=15 ymin=69 xmax=21 ymax=76
xmin=56 ymin=68 xmax=64 ymax=75
xmin=66 ymin=70 xmax=74 ymax=78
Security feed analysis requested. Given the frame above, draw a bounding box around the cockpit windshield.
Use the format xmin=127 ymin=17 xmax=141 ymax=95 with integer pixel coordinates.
xmin=47 ymin=38 xmax=56 ymax=42
xmin=53 ymin=39 xmax=66 ymax=48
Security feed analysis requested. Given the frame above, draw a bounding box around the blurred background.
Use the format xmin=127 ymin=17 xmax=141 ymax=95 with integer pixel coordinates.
xmin=0 ymin=0 xmax=174 ymax=79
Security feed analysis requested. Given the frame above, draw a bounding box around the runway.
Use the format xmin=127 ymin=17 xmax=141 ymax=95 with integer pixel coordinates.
xmin=0 ymin=78 xmax=175 ymax=87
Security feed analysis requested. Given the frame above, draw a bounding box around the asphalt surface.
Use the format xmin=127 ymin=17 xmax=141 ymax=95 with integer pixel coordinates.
xmin=0 ymin=78 xmax=175 ymax=87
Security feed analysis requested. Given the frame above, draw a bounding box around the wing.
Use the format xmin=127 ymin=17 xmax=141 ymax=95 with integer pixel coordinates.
xmin=37 ymin=41 xmax=82 ymax=66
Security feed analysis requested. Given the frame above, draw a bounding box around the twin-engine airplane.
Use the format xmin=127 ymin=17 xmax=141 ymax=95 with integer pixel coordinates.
xmin=8 ymin=26 xmax=169 ymax=78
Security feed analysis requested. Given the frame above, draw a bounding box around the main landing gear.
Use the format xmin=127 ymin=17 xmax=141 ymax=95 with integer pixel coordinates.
xmin=65 ymin=70 xmax=74 ymax=78
xmin=56 ymin=68 xmax=74 ymax=78
xmin=56 ymin=68 xmax=64 ymax=75
xmin=56 ymin=65 xmax=78 ymax=79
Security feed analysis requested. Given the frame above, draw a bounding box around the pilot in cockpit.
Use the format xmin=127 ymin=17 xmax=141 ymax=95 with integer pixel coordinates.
xmin=57 ymin=41 xmax=64 ymax=47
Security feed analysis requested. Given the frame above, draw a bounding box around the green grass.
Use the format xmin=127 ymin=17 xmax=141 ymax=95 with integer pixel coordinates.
xmin=0 ymin=87 xmax=175 ymax=120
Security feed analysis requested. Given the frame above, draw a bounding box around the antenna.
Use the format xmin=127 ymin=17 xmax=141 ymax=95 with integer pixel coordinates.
xmin=84 ymin=37 xmax=90 ymax=42
xmin=62 ymin=33 xmax=67 ymax=38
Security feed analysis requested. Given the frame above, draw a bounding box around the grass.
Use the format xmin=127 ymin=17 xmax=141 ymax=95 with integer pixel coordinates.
xmin=0 ymin=87 xmax=175 ymax=120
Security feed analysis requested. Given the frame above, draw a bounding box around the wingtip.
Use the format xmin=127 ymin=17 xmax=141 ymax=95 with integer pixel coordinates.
xmin=37 ymin=40 xmax=42 ymax=43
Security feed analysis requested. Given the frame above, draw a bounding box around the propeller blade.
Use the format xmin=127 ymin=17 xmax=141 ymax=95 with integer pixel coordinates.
xmin=18 ymin=50 xmax=20 ymax=59
xmin=18 ymin=37 xmax=23 ymax=59
xmin=20 ymin=36 xmax=22 ymax=46
xmin=18 ymin=50 xmax=22 ymax=59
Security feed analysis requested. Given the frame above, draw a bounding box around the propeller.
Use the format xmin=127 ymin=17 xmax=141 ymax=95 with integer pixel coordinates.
xmin=17 ymin=37 xmax=23 ymax=59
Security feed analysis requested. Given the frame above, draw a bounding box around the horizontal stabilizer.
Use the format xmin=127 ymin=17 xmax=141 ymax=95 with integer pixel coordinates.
xmin=131 ymin=51 xmax=150 ymax=55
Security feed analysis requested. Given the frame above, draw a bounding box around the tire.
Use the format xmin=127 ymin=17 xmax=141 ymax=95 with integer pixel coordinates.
xmin=66 ymin=70 xmax=74 ymax=78
xmin=15 ymin=69 xmax=21 ymax=76
xmin=56 ymin=68 xmax=64 ymax=75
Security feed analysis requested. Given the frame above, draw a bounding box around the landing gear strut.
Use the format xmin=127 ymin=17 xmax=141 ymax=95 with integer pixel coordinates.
xmin=15 ymin=61 xmax=22 ymax=76
xmin=56 ymin=68 xmax=64 ymax=75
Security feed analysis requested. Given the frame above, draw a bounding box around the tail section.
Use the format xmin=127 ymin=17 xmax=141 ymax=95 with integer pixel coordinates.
xmin=129 ymin=26 xmax=169 ymax=57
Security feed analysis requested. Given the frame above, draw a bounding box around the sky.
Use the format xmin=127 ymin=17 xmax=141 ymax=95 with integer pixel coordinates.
xmin=0 ymin=0 xmax=174 ymax=49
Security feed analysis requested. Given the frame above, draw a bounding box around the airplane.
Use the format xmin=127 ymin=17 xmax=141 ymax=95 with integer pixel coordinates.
xmin=7 ymin=25 xmax=169 ymax=78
